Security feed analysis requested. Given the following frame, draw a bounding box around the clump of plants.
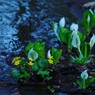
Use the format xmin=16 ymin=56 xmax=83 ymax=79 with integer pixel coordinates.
xmin=11 ymin=9 xmax=95 ymax=93
xmin=12 ymin=41 xmax=62 ymax=83
xmin=53 ymin=9 xmax=95 ymax=89
xmin=77 ymin=70 xmax=95 ymax=89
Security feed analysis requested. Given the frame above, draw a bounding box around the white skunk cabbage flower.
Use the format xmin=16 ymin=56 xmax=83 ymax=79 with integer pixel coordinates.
xmin=59 ymin=17 xmax=65 ymax=27
xmin=53 ymin=23 xmax=58 ymax=33
xmin=81 ymin=70 xmax=88 ymax=80
xmin=89 ymin=9 xmax=94 ymax=14
xmin=90 ymin=34 xmax=95 ymax=48
xmin=70 ymin=23 xmax=78 ymax=32
xmin=47 ymin=50 xmax=53 ymax=59
xmin=71 ymin=32 xmax=81 ymax=48
xmin=53 ymin=23 xmax=60 ymax=41
xmin=47 ymin=50 xmax=51 ymax=58
xmin=47 ymin=50 xmax=53 ymax=64
xmin=28 ymin=49 xmax=38 ymax=60
xmin=87 ymin=15 xmax=90 ymax=25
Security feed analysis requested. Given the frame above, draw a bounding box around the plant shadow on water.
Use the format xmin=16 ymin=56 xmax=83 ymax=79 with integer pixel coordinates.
xmin=1 ymin=0 xmax=93 ymax=95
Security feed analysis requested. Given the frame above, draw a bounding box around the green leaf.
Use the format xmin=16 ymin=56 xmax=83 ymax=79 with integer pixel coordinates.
xmin=58 ymin=27 xmax=71 ymax=43
xmin=76 ymin=77 xmax=95 ymax=89
xmin=21 ymin=70 xmax=30 ymax=79
xmin=58 ymin=27 xmax=72 ymax=51
xmin=91 ymin=14 xmax=95 ymax=27
xmin=76 ymin=79 xmax=83 ymax=89
xmin=12 ymin=69 xmax=20 ymax=78
xmin=44 ymin=76 xmax=52 ymax=81
xmin=25 ymin=42 xmax=34 ymax=55
xmin=32 ymin=62 xmax=39 ymax=71
xmin=85 ymin=77 xmax=95 ymax=88
xmin=33 ymin=41 xmax=45 ymax=59
xmin=70 ymin=55 xmax=76 ymax=62
xmin=25 ymin=41 xmax=45 ymax=59
xmin=70 ymin=55 xmax=89 ymax=64
xmin=71 ymin=41 xmax=91 ymax=64
xmin=80 ymin=42 xmax=91 ymax=59
xmin=20 ymin=60 xmax=27 ymax=66
xmin=37 ymin=70 xmax=49 ymax=76
xmin=70 ymin=55 xmax=82 ymax=64
xmin=67 ymin=33 xmax=72 ymax=52
xmin=38 ymin=59 xmax=48 ymax=68
xmin=77 ymin=32 xmax=83 ymax=41
xmin=52 ymin=47 xmax=62 ymax=64
xmin=82 ymin=10 xmax=92 ymax=34
xmin=48 ymin=86 xmax=55 ymax=93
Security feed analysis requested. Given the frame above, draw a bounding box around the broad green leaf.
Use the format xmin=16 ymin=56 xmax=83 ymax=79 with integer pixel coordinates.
xmin=76 ymin=79 xmax=83 ymax=89
xmin=38 ymin=59 xmax=48 ymax=68
xmin=91 ymin=14 xmax=95 ymax=27
xmin=76 ymin=77 xmax=95 ymax=89
xmin=32 ymin=62 xmax=39 ymax=71
xmin=25 ymin=42 xmax=34 ymax=55
xmin=52 ymin=47 xmax=62 ymax=64
xmin=80 ymin=42 xmax=91 ymax=59
xmin=82 ymin=10 xmax=92 ymax=33
xmin=85 ymin=77 xmax=95 ymax=88
xmin=70 ymin=55 xmax=82 ymax=64
xmin=25 ymin=41 xmax=45 ymax=59
xmin=58 ymin=27 xmax=71 ymax=43
xmin=33 ymin=41 xmax=45 ymax=59
xmin=70 ymin=55 xmax=89 ymax=64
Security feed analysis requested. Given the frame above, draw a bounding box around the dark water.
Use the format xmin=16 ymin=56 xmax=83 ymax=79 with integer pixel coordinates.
xmin=0 ymin=0 xmax=78 ymax=94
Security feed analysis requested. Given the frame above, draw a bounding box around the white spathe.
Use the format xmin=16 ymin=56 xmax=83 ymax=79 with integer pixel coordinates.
xmin=28 ymin=49 xmax=38 ymax=60
xmin=72 ymin=32 xmax=81 ymax=48
xmin=87 ymin=15 xmax=90 ymax=25
xmin=59 ymin=17 xmax=65 ymax=27
xmin=70 ymin=23 xmax=78 ymax=31
xmin=53 ymin=23 xmax=58 ymax=33
xmin=47 ymin=50 xmax=51 ymax=58
xmin=90 ymin=34 xmax=95 ymax=48
xmin=81 ymin=70 xmax=88 ymax=80
xmin=53 ymin=23 xmax=60 ymax=41
xmin=89 ymin=9 xmax=94 ymax=14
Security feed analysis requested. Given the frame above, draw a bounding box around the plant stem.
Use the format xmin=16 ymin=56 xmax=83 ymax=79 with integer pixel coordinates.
xmin=83 ymin=79 xmax=85 ymax=89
